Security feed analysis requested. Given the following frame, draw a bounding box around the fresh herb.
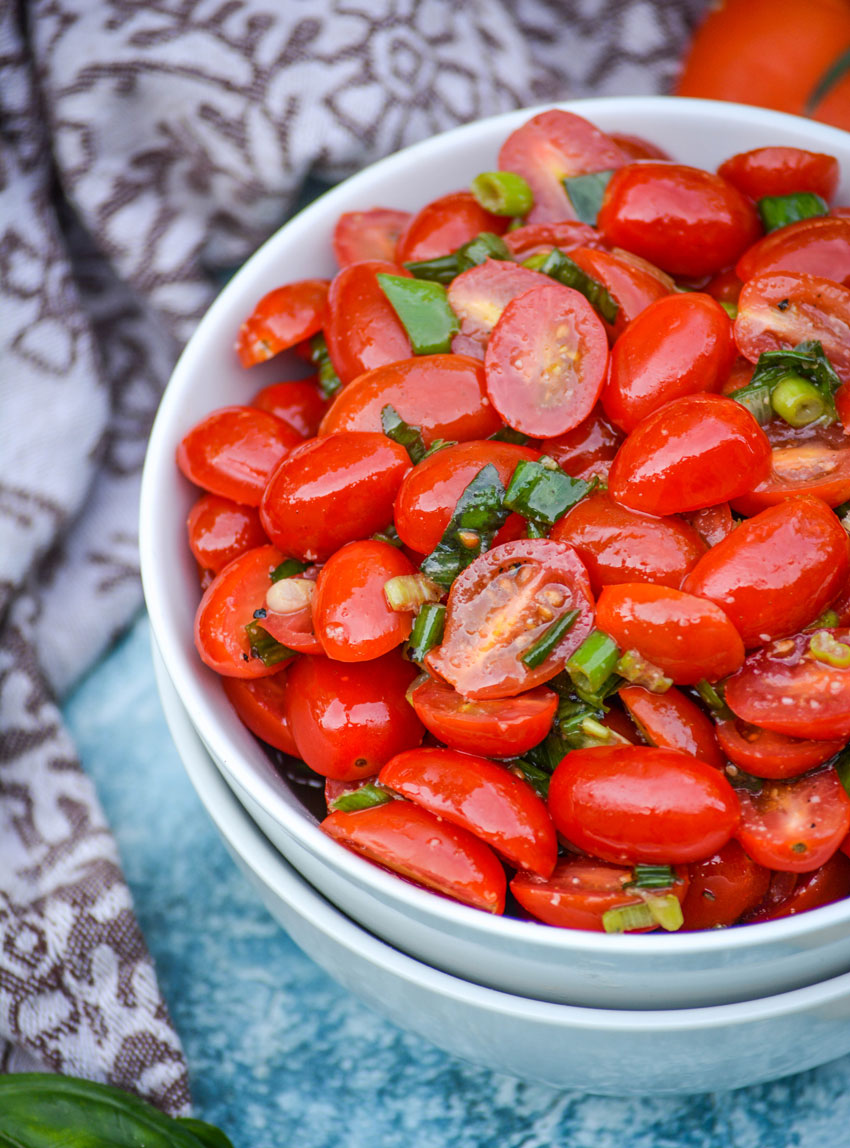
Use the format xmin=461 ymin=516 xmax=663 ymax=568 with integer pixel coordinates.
xmin=377 ymin=273 xmax=459 ymax=355
xmin=509 ymin=757 xmax=552 ymax=800
xmin=270 ymin=557 xmax=309 ymax=582
xmin=504 ymin=457 xmax=593 ymax=528
xmin=535 ymin=247 xmax=619 ymax=325
xmin=563 ymin=170 xmax=615 ymax=225
xmin=419 ymin=464 xmax=509 ymax=587
xmin=521 ymin=609 xmax=580 ymax=668
xmin=730 ymin=340 xmax=842 ymax=427
xmin=381 ymin=403 xmax=427 ymax=463
xmin=406 ymin=602 xmax=446 ymax=663
xmin=244 ymin=620 xmax=297 ymax=666
xmin=404 ymin=231 xmax=512 ymax=283
xmin=625 ymin=864 xmax=678 ymax=890
xmin=384 ymin=572 xmax=442 ymax=612
xmin=489 ymin=426 xmax=530 ymax=446
xmin=329 ymin=783 xmax=392 ymax=812
xmin=757 ymin=192 xmax=829 ymax=233
xmin=306 ymin=332 xmax=342 ymax=398
xmin=615 ymin=649 xmax=673 ymax=693
xmin=808 ymin=629 xmax=850 ymax=667
xmin=470 ymin=171 xmax=534 ymax=216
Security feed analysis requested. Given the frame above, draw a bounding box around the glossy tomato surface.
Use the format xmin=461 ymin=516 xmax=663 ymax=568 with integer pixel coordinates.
xmin=619 ymin=685 xmax=725 ymax=769
xmin=235 ymin=279 xmax=329 ymax=367
xmin=744 ymin=852 xmax=850 ymax=921
xmin=716 ymin=718 xmax=845 ymax=780
xmin=731 ymin=418 xmax=850 ymax=514
xmin=540 ymin=405 xmax=624 ymax=482
xmin=737 ymin=216 xmax=850 ymax=285
xmin=395 ymin=191 xmax=505 ymax=264
xmin=221 ymin=672 xmax=299 ymax=756
xmin=680 ymin=840 xmax=771 ymax=931
xmin=324 ymin=259 xmax=412 ymax=384
xmin=332 ymin=208 xmax=411 ymax=266
xmin=251 ymin=379 xmax=327 ymax=439
xmin=503 ymin=220 xmax=599 ymax=259
xmin=718 ymin=146 xmax=840 ymax=202
xmin=447 ymin=261 xmax=548 ymax=358
xmin=187 ymin=493 xmax=268 ymax=574
xmin=569 ymin=245 xmax=671 ymax=339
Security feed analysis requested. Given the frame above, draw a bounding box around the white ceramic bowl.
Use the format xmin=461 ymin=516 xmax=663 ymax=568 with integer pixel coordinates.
xmin=152 ymin=642 xmax=850 ymax=1094
xmin=141 ymin=96 xmax=850 ymax=1011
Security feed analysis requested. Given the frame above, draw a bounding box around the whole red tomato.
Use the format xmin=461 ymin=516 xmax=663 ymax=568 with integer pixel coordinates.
xmin=680 ymin=841 xmax=771 ymax=931
xmin=718 ymin=147 xmax=840 ymax=202
xmin=395 ymin=191 xmax=506 ymax=264
xmin=187 ymin=493 xmax=268 ymax=574
xmin=324 ymin=259 xmax=412 ymax=384
xmin=618 ymin=685 xmax=725 ymax=770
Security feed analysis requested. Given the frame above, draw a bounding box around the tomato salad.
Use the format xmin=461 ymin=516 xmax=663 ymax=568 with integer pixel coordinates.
xmin=179 ymin=109 xmax=850 ymax=935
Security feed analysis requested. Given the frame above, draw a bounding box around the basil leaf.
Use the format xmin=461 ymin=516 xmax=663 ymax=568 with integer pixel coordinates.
xmin=419 ymin=464 xmax=508 ymax=587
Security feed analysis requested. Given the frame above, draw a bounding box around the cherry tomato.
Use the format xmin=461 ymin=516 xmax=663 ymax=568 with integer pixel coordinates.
xmin=744 ymin=852 xmax=850 ymax=922
xmin=312 ymin=539 xmax=415 ymax=662
xmin=601 ymin=294 xmax=735 ymax=433
xmin=393 ymin=440 xmax=538 ymax=554
xmin=539 ymin=404 xmax=623 ymax=482
xmin=447 ymin=261 xmax=548 ymax=359
xmin=608 ymin=393 xmax=771 ymax=516
xmin=256 ymin=567 xmax=322 ymax=656
xmin=619 ymin=685 xmax=725 ymax=769
xmin=735 ymin=765 xmax=850 ymax=873
xmin=550 ymin=491 xmax=706 ymax=594
xmin=596 ymin=583 xmax=745 ymax=685
xmin=730 ymin=418 xmax=850 ymax=514
xmin=379 ymin=747 xmax=557 ymax=877
xmin=510 ymin=857 xmax=688 ymax=933
xmin=683 ymin=504 xmax=735 ymax=548
xmin=597 ymin=163 xmax=761 ymax=278
xmin=332 ymin=208 xmax=412 ymax=266
xmin=725 ymin=629 xmax=850 ymax=741
xmin=680 ymin=840 xmax=771 ymax=931
xmin=235 ymin=279 xmax=329 ymax=367
xmin=319 ymin=354 xmax=502 ymax=445
xmin=705 ymin=268 xmax=743 ymax=308
xmin=568 ymin=246 xmax=671 ymax=340
xmin=395 ymin=191 xmax=506 ymax=265
xmin=716 ymin=718 xmax=845 ymax=780
xmin=484 ymin=282 xmax=608 ymax=437
xmin=284 ymin=650 xmax=424 ymax=780
xmin=548 ymin=745 xmax=740 ymax=865
xmin=194 ymin=544 xmax=293 ymax=678
xmin=251 ymin=379 xmax=327 ymax=439
xmin=608 ymin=133 xmax=670 ymax=162
xmin=426 ymin=539 xmax=595 ymax=700
xmin=737 ymin=217 xmax=850 ymax=286
xmin=260 ymin=432 xmax=410 ymax=562
xmin=718 ymin=147 xmax=840 ymax=203
xmin=497 ymin=109 xmax=625 ymax=224
xmin=187 ymin=493 xmax=268 ymax=574
xmin=503 ymin=220 xmax=599 ymax=260
xmin=324 ymin=259 xmax=412 ymax=385
xmin=683 ymin=497 xmax=850 ymax=646
xmin=408 ymin=676 xmax=558 ymax=758
xmin=221 ymin=672 xmax=299 ymax=756
xmin=177 ymin=406 xmax=302 ymax=506
xmin=321 ymin=800 xmax=506 ymax=913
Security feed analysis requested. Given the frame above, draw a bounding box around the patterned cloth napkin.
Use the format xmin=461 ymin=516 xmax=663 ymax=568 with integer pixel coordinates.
xmin=0 ymin=0 xmax=706 ymax=1115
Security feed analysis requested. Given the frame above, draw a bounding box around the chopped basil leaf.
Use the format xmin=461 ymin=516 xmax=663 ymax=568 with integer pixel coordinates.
xmin=504 ymin=457 xmax=592 ymax=528
xmin=329 ymin=783 xmax=392 ymax=813
xmin=419 ymin=464 xmax=508 ymax=587
xmin=404 ymin=231 xmax=512 ymax=283
xmin=271 ymin=558 xmax=309 ymax=582
xmin=377 ymin=273 xmax=459 ymax=355
xmin=537 ymin=247 xmax=619 ymax=325
xmin=381 ymin=403 xmax=427 ymax=463
xmin=757 ymin=192 xmax=829 ymax=233
xmin=406 ymin=602 xmax=446 ymax=664
xmin=563 ymin=170 xmax=615 ymax=226
xmin=244 ymin=621 xmax=297 ymax=666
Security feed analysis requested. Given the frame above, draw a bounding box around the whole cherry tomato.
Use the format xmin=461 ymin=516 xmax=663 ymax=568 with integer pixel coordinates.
xmin=716 ymin=718 xmax=845 ymax=780
xmin=680 ymin=840 xmax=771 ymax=931
xmin=730 ymin=418 xmax=850 ymax=514
xmin=395 ymin=191 xmax=506 ymax=265
xmin=447 ymin=261 xmax=548 ymax=359
xmin=547 ymin=745 xmax=740 ymax=865
xmin=324 ymin=259 xmax=412 ymax=385
xmin=718 ymin=147 xmax=840 ymax=203
xmin=187 ymin=493 xmax=268 ymax=574
xmin=568 ymin=246 xmax=671 ymax=340
xmin=618 ymin=685 xmax=725 ymax=770
xmin=539 ymin=404 xmax=623 ymax=482
xmin=221 ymin=672 xmax=299 ymax=757
xmin=251 ymin=379 xmax=327 ymax=439
xmin=235 ymin=279 xmax=329 ymax=367
xmin=737 ymin=216 xmax=850 ymax=285
xmin=284 ymin=650 xmax=423 ymax=780
xmin=744 ymin=852 xmax=850 ymax=922
xmin=379 ymin=747 xmax=557 ymax=877
xmin=332 ymin=208 xmax=412 ymax=267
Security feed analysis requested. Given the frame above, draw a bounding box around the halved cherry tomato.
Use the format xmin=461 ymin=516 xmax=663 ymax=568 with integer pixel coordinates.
xmin=717 ymin=147 xmax=840 ymax=203
xmin=683 ymin=497 xmax=850 ymax=646
xmin=221 ymin=672 xmax=299 ymax=756
xmin=734 ymin=765 xmax=850 ymax=872
xmin=548 ymin=745 xmax=740 ymax=864
xmin=324 ymin=259 xmax=412 ymax=385
xmin=539 ymin=404 xmax=623 ymax=482
xmin=680 ymin=840 xmax=771 ymax=931
xmin=447 ymin=261 xmax=548 ymax=359
xmin=503 ymin=220 xmax=600 ymax=260
xmin=608 ymin=393 xmax=771 ymax=516
xmin=597 ymin=163 xmax=761 ymax=278
xmin=408 ymin=676 xmax=557 ymax=758
xmin=484 ymin=282 xmax=608 ymax=437
xmin=426 ymin=539 xmax=595 ymax=700
xmin=379 ymin=747 xmax=557 ymax=877
xmin=321 ymin=800 xmax=506 ymax=912
xmin=251 ymin=379 xmax=327 ymax=439
xmin=312 ymin=539 xmax=415 ymax=662
xmin=511 ymin=857 xmax=688 ymax=933
xmin=596 ymin=583 xmax=745 ymax=685
xmin=395 ymin=191 xmax=506 ymax=265
xmin=725 ymin=629 xmax=850 ymax=741
xmin=177 ymin=406 xmax=302 ymax=506
xmin=284 ymin=650 xmax=423 ymax=780
xmin=619 ymin=685 xmax=725 ymax=769
xmin=235 ymin=279 xmax=329 ymax=367
xmin=497 ymin=109 xmax=625 ymax=224
xmin=683 ymin=504 xmax=735 ymax=548
xmin=730 ymin=418 xmax=850 ymax=514
xmin=716 ymin=718 xmax=845 ymax=780
xmin=319 ymin=355 xmax=502 ymax=444
xmin=568 ymin=246 xmax=671 ymax=340
xmin=743 ymin=852 xmax=850 ymax=922
xmin=260 ymin=433 xmax=410 ymax=562
xmin=333 ymin=208 xmax=412 ymax=267
xmin=550 ymin=491 xmax=706 ymax=594
xmin=737 ymin=216 xmax=850 ymax=285
xmin=187 ymin=493 xmax=268 ymax=574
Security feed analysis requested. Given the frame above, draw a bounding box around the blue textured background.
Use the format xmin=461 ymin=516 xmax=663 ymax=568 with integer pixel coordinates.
xmin=63 ymin=611 xmax=850 ymax=1147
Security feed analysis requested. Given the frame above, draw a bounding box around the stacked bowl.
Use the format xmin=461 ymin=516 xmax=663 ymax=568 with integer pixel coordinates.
xmin=140 ymin=97 xmax=850 ymax=1094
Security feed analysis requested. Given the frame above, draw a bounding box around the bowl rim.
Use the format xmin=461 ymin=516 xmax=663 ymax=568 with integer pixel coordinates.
xmin=141 ymin=94 xmax=850 ymax=957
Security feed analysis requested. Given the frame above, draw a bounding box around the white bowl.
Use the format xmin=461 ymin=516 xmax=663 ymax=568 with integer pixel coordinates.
xmin=152 ymin=641 xmax=850 ymax=1095
xmin=141 ymin=96 xmax=850 ymax=1011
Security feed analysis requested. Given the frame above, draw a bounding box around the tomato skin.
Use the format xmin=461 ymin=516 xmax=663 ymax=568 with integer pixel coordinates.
xmin=735 ymin=766 xmax=850 ymax=873
xmin=177 ymin=406 xmax=302 ymax=506
xmin=746 ymin=851 xmax=850 ymax=921
xmin=601 ymin=294 xmax=735 ymax=434
xmin=251 ymin=379 xmax=327 ymax=439
xmin=683 ymin=497 xmax=850 ymax=647
xmin=379 ymin=747 xmax=557 ymax=877
xmin=619 ymin=685 xmax=725 ymax=770
xmin=539 ymin=404 xmax=623 ymax=483
xmin=503 ymin=220 xmax=600 ymax=260
xmin=408 ymin=676 xmax=558 ymax=759
xmin=235 ymin=279 xmax=329 ymax=367
xmin=597 ymin=163 xmax=761 ymax=278
xmin=260 ymin=433 xmax=410 ymax=563
xmin=568 ymin=246 xmax=671 ymax=340
xmin=319 ymin=354 xmax=502 ymax=445
xmin=730 ymin=418 xmax=850 ymax=514
xmin=680 ymin=840 xmax=771 ymax=931
xmin=716 ymin=718 xmax=845 ymax=780
xmin=550 ymin=491 xmax=706 ymax=595
xmin=284 ymin=651 xmax=424 ymax=780
xmin=395 ymin=191 xmax=506 ymax=265
xmin=683 ymin=503 xmax=735 ymax=548
xmin=596 ymin=583 xmax=744 ymax=686
xmin=485 ymin=282 xmax=609 ymax=437
xmin=332 ymin=208 xmax=412 ymax=267
xmin=607 ymin=393 xmax=771 ymax=516
xmin=187 ymin=493 xmax=268 ymax=574
xmin=393 ymin=440 xmax=538 ymax=555
xmin=312 ymin=539 xmax=416 ymax=662
xmin=447 ymin=261 xmax=548 ymax=359
xmin=324 ymin=259 xmax=412 ymax=385
xmin=426 ymin=539 xmax=595 ymax=700
xmin=717 ymin=147 xmax=840 ymax=203
xmin=608 ymin=133 xmax=670 ymax=162
xmin=548 ymin=745 xmax=740 ymax=865
xmin=737 ymin=217 xmax=850 ymax=286
xmin=321 ymin=800 xmax=506 ymax=913
xmin=221 ymin=672 xmax=299 ymax=756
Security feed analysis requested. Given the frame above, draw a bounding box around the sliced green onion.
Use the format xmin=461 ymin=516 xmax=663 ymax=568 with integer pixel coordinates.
xmin=489 ymin=426 xmax=531 ymax=446
xmin=270 ymin=558 xmax=309 ymax=582
xmin=567 ymin=630 xmax=621 ymax=695
xmin=384 ymin=573 xmax=442 ymax=612
xmin=377 ymin=273 xmax=459 ymax=355
xmin=730 ymin=339 xmax=841 ymax=427
xmin=521 ymin=609 xmax=580 ymax=668
xmin=520 ymin=251 xmax=551 ymax=272
xmin=769 ymin=374 xmax=827 ymax=427
xmin=406 ymin=603 xmax=446 ymax=664
xmin=307 ymin=333 xmax=342 ymax=398
xmin=244 ymin=621 xmax=297 ymax=667
xmin=509 ymin=759 xmax=551 ymax=800
xmin=372 ymin=522 xmax=403 ymax=547
xmin=380 ymin=403 xmax=427 ymax=464
xmin=615 ymin=649 xmax=673 ymax=693
xmin=470 ymin=171 xmax=534 ymax=216
xmin=602 ymin=901 xmax=655 ymax=934
xmin=329 ymin=783 xmax=392 ymax=813
xmin=420 ymin=464 xmax=508 ymax=587
xmin=626 ymin=864 xmax=678 ymax=890
xmin=757 ymin=192 xmax=829 ymax=234
xmin=575 ymin=673 xmax=624 ymax=711
xmin=643 ymin=893 xmax=684 ymax=931
xmin=564 ymin=170 xmax=615 ymax=226
xmin=526 ymin=520 xmax=548 ymax=539
xmin=504 ymin=457 xmax=591 ymax=527
xmin=720 ymin=301 xmax=738 ymax=321
xmin=808 ymin=629 xmax=850 ymax=667
xmin=536 ymin=248 xmax=619 ymax=325
xmin=806 ymin=608 xmax=841 ymax=630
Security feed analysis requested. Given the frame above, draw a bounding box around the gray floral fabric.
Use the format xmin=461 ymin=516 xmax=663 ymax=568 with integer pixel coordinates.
xmin=0 ymin=0 xmax=706 ymax=1114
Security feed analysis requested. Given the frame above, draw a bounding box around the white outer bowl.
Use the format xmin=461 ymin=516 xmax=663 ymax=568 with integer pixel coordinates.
xmin=152 ymin=642 xmax=850 ymax=1095
xmin=141 ymin=96 xmax=850 ymax=1011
